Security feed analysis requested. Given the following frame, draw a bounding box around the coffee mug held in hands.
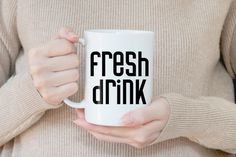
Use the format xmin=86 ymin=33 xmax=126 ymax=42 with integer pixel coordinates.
xmin=64 ymin=29 xmax=155 ymax=126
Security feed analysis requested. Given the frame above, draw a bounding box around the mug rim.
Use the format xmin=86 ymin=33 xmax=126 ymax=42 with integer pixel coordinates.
xmin=84 ymin=29 xmax=154 ymax=34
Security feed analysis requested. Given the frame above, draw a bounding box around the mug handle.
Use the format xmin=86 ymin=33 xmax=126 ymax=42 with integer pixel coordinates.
xmin=63 ymin=38 xmax=86 ymax=109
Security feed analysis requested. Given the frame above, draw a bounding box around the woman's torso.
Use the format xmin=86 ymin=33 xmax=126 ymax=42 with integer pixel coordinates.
xmin=1 ymin=0 xmax=234 ymax=156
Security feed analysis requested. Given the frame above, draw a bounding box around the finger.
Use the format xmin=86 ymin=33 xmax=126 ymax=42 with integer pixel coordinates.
xmin=73 ymin=118 xmax=136 ymax=138
xmin=58 ymin=82 xmax=78 ymax=99
xmin=37 ymin=69 xmax=79 ymax=87
xmin=125 ymin=121 xmax=162 ymax=148
xmin=43 ymin=39 xmax=76 ymax=57
xmin=121 ymin=102 xmax=160 ymax=126
xmin=41 ymin=82 xmax=78 ymax=105
xmin=89 ymin=121 xmax=162 ymax=147
xmin=52 ymin=27 xmax=78 ymax=43
xmin=52 ymin=27 xmax=72 ymax=40
xmin=128 ymin=135 xmax=158 ymax=149
xmin=147 ymin=133 xmax=161 ymax=146
xmin=122 ymin=97 xmax=170 ymax=126
xmin=58 ymin=27 xmax=78 ymax=43
xmin=133 ymin=120 xmax=163 ymax=144
xmin=143 ymin=120 xmax=165 ymax=134
xmin=47 ymin=53 xmax=79 ymax=72
xmin=88 ymin=131 xmax=131 ymax=144
xmin=75 ymin=109 xmax=85 ymax=119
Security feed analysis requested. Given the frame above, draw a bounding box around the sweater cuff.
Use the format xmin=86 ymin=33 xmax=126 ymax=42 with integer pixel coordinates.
xmin=12 ymin=72 xmax=63 ymax=111
xmin=151 ymin=93 xmax=211 ymax=144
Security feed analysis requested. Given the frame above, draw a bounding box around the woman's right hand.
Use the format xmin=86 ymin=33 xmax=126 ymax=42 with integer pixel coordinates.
xmin=28 ymin=27 xmax=79 ymax=105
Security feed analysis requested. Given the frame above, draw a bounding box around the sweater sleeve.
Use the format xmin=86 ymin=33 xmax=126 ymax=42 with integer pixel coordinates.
xmin=151 ymin=1 xmax=236 ymax=154
xmin=152 ymin=94 xmax=236 ymax=154
xmin=0 ymin=0 xmax=62 ymax=146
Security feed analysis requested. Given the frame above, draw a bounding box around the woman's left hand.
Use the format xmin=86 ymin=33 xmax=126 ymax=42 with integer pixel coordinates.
xmin=73 ymin=97 xmax=170 ymax=149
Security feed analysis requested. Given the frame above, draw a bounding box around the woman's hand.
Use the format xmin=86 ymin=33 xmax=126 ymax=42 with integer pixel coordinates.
xmin=28 ymin=27 xmax=79 ymax=105
xmin=74 ymin=97 xmax=170 ymax=148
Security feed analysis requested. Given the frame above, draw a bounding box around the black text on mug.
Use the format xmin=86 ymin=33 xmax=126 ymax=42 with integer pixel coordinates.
xmin=91 ymin=51 xmax=149 ymax=105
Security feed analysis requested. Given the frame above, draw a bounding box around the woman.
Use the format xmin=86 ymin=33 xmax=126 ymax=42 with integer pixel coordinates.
xmin=0 ymin=0 xmax=236 ymax=157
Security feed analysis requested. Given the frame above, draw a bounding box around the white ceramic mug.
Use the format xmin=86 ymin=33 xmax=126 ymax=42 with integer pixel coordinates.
xmin=64 ymin=29 xmax=154 ymax=126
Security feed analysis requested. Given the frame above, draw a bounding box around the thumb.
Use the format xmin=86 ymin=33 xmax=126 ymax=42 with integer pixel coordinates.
xmin=53 ymin=27 xmax=79 ymax=43
xmin=121 ymin=103 xmax=159 ymax=126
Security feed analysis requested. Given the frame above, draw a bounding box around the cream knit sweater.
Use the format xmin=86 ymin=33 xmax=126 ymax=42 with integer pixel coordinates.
xmin=0 ymin=0 xmax=236 ymax=157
